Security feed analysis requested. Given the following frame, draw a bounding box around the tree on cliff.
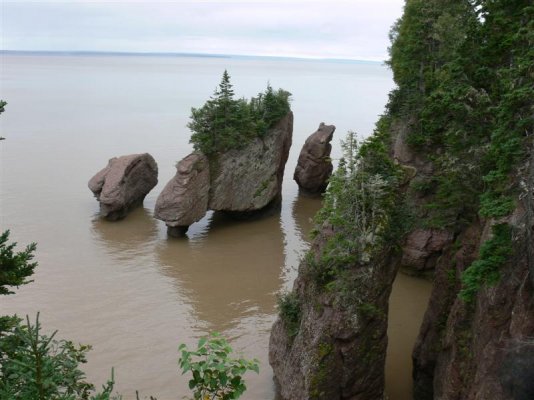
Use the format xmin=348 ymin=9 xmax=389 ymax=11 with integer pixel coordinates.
xmin=271 ymin=1 xmax=533 ymax=398
xmin=188 ymin=71 xmax=291 ymax=155
xmin=189 ymin=70 xmax=249 ymax=154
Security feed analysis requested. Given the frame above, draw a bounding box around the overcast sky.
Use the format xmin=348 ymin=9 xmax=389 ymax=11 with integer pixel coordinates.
xmin=1 ymin=0 xmax=405 ymax=60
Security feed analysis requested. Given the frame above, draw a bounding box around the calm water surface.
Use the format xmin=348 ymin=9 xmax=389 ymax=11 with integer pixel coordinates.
xmin=0 ymin=54 xmax=430 ymax=399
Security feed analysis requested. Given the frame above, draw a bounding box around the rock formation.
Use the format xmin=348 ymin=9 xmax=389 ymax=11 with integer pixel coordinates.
xmin=88 ymin=153 xmax=158 ymax=221
xmin=155 ymin=112 xmax=293 ymax=235
xmin=270 ymin=112 xmax=533 ymax=400
xmin=269 ymin=223 xmax=398 ymax=400
xmin=209 ymin=112 xmax=293 ymax=212
xmin=270 ymin=2 xmax=533 ymax=399
xmin=294 ymin=123 xmax=335 ymax=194
xmin=154 ymin=153 xmax=210 ymax=237
xmin=412 ymin=206 xmax=534 ymax=400
xmin=400 ymin=228 xmax=453 ymax=276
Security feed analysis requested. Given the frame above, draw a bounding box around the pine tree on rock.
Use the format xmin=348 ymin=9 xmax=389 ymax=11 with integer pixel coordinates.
xmin=188 ymin=71 xmax=291 ymax=155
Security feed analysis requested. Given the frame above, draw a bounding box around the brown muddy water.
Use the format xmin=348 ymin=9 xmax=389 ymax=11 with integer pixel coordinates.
xmin=0 ymin=53 xmax=431 ymax=399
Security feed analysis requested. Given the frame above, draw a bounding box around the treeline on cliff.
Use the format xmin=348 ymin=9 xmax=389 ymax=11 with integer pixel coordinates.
xmin=309 ymin=0 xmax=533 ymax=304
xmin=280 ymin=0 xmax=533 ymax=318
xmin=271 ymin=1 xmax=532 ymax=398
xmin=387 ymin=0 xmax=533 ymax=299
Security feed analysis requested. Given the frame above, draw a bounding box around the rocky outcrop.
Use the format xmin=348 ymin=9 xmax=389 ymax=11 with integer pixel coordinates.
xmin=209 ymin=112 xmax=293 ymax=212
xmin=400 ymin=228 xmax=454 ymax=276
xmin=412 ymin=207 xmax=534 ymax=400
xmin=155 ymin=112 xmax=293 ymax=234
xmin=269 ymin=222 xmax=400 ymax=400
xmin=88 ymin=153 xmax=158 ymax=221
xmin=294 ymin=123 xmax=335 ymax=194
xmin=154 ymin=153 xmax=210 ymax=237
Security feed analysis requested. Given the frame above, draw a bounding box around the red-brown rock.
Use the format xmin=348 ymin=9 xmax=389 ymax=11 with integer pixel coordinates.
xmin=88 ymin=153 xmax=158 ymax=220
xmin=294 ymin=123 xmax=335 ymax=194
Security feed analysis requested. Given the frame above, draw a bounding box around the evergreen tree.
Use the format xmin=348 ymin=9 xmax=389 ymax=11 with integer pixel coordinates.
xmin=386 ymin=0 xmax=533 ymax=298
xmin=188 ymin=71 xmax=291 ymax=155
xmin=0 ymin=230 xmax=37 ymax=296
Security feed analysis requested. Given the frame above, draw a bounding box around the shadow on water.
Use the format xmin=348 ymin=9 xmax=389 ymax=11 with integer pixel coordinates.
xmin=154 ymin=211 xmax=286 ymax=333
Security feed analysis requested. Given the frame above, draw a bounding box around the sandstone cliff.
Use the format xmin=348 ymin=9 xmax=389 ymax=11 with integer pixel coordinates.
xmin=269 ymin=126 xmax=404 ymax=399
xmin=270 ymin=2 xmax=532 ymax=398
xmin=270 ymin=118 xmax=533 ymax=400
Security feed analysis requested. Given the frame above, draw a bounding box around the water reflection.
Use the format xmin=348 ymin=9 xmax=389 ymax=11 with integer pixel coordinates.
xmin=292 ymin=194 xmax=322 ymax=241
xmin=90 ymin=207 xmax=159 ymax=261
xmin=278 ymin=194 xmax=323 ymax=291
xmin=155 ymin=212 xmax=285 ymax=333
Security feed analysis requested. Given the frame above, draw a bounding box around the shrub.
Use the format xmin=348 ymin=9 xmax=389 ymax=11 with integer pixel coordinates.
xmin=178 ymin=333 xmax=259 ymax=400
xmin=277 ymin=292 xmax=301 ymax=338
xmin=459 ymin=223 xmax=513 ymax=303
xmin=0 ymin=314 xmax=120 ymax=400
xmin=312 ymin=131 xmax=400 ymax=286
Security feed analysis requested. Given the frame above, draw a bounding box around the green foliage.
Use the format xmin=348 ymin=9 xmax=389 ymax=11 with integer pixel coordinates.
xmin=0 ymin=228 xmax=120 ymax=399
xmin=0 ymin=314 xmax=120 ymax=400
xmin=459 ymin=223 xmax=513 ymax=303
xmin=311 ymin=130 xmax=401 ymax=287
xmin=309 ymin=342 xmax=334 ymax=399
xmin=188 ymin=70 xmax=291 ymax=155
xmin=0 ymin=230 xmax=37 ymax=295
xmin=386 ymin=0 xmax=533 ymax=228
xmin=277 ymin=292 xmax=301 ymax=338
xmin=178 ymin=333 xmax=259 ymax=400
xmin=479 ymin=192 xmax=515 ymax=218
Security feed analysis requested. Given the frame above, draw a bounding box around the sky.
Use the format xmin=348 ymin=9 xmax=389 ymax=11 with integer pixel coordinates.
xmin=1 ymin=0 xmax=405 ymax=61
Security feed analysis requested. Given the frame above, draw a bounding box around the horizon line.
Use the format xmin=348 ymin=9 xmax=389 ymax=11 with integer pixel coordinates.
xmin=0 ymin=49 xmax=386 ymax=64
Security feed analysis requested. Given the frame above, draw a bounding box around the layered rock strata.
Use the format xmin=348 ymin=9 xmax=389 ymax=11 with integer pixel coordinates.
xmin=294 ymin=123 xmax=335 ymax=194
xmin=88 ymin=153 xmax=158 ymax=221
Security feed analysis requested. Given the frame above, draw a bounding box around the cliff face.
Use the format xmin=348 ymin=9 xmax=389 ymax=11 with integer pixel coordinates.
xmin=208 ymin=112 xmax=293 ymax=212
xmin=270 ymin=1 xmax=533 ymax=397
xmin=270 ymin=225 xmax=399 ymax=400
xmin=412 ymin=173 xmax=534 ymax=400
xmin=270 ymin=121 xmax=533 ymax=400
xmin=269 ymin=126 xmax=404 ymax=399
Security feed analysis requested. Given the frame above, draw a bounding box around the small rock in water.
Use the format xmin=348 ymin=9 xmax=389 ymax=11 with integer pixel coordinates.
xmin=294 ymin=122 xmax=335 ymax=194
xmin=88 ymin=153 xmax=158 ymax=221
xmin=154 ymin=152 xmax=210 ymax=228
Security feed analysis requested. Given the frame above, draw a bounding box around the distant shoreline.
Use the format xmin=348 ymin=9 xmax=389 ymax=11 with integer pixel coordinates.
xmin=0 ymin=49 xmax=383 ymax=65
